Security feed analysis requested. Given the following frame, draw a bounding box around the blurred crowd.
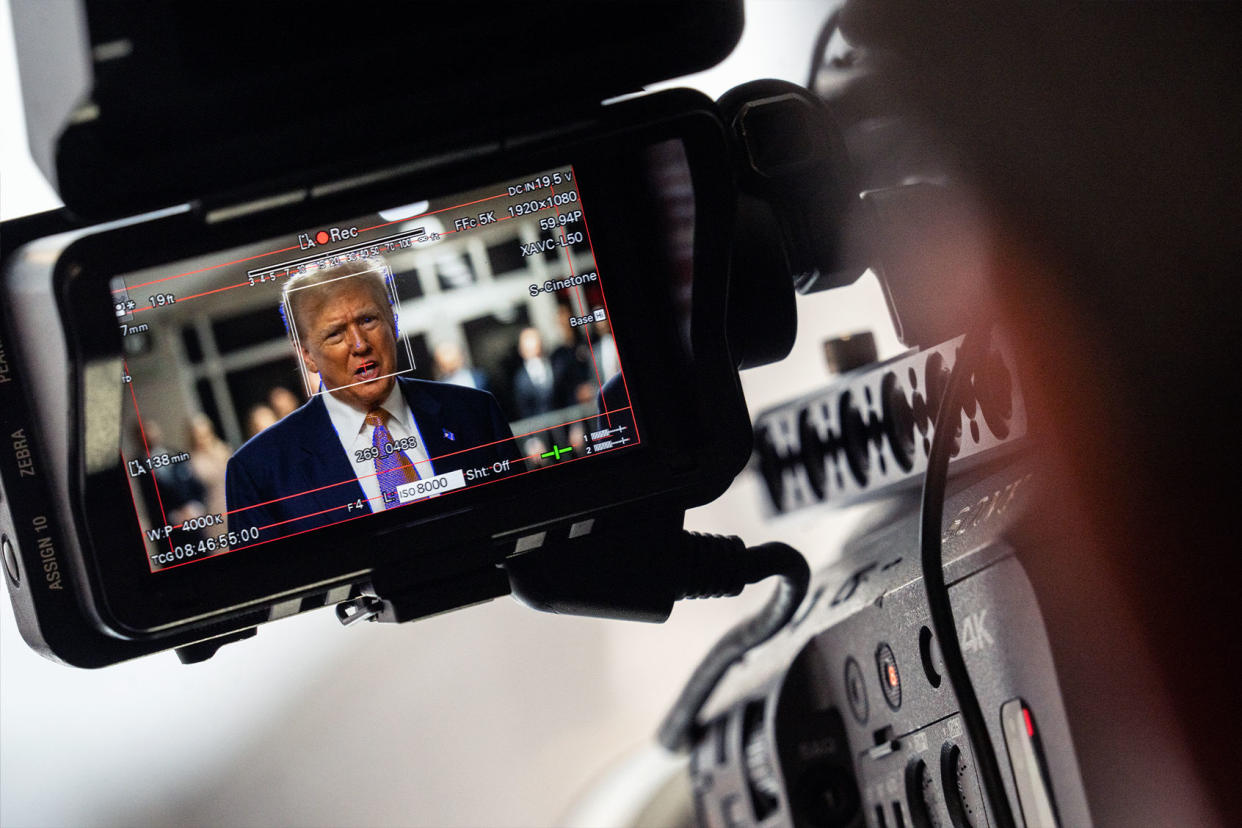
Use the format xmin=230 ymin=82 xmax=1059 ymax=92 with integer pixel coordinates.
xmin=491 ymin=307 xmax=620 ymax=466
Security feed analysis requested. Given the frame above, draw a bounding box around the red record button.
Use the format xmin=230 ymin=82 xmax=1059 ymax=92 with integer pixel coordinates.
xmin=876 ymin=642 xmax=902 ymax=710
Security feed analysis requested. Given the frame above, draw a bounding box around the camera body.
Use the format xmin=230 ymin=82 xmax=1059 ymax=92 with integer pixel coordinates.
xmin=0 ymin=89 xmax=761 ymax=664
xmin=6 ymin=3 xmax=1239 ymax=826
xmin=0 ymin=2 xmax=769 ymax=665
xmin=690 ymin=457 xmax=1088 ymax=828
xmin=687 ymin=335 xmax=1086 ymax=826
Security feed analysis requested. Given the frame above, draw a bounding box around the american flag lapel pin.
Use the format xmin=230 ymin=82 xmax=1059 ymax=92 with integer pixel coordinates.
xmin=443 ymin=429 xmax=455 ymax=441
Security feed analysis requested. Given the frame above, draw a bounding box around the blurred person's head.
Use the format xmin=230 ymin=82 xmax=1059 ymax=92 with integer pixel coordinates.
xmin=433 ymin=341 xmax=466 ymax=378
xmin=187 ymin=413 xmax=221 ymax=450
xmin=246 ymin=404 xmax=278 ymax=437
xmin=282 ymin=257 xmax=398 ymax=412
xmin=522 ymin=435 xmax=548 ymax=465
xmin=555 ymin=304 xmax=575 ymax=342
xmin=518 ymin=327 xmax=544 ymax=361
xmin=267 ymin=386 xmax=300 ymax=418
xmin=137 ymin=419 xmax=164 ymax=449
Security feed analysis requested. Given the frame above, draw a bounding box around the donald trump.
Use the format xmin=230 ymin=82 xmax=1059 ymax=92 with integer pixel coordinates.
xmin=225 ymin=256 xmax=515 ymax=540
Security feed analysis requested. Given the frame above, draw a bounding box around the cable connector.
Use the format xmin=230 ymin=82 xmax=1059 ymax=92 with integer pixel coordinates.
xmin=659 ymin=539 xmax=810 ymax=753
xmin=502 ymin=515 xmax=810 ymax=753
xmin=672 ymin=532 xmax=749 ymax=599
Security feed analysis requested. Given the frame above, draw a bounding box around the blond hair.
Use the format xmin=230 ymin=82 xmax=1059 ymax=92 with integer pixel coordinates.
xmin=280 ymin=256 xmax=395 ymax=337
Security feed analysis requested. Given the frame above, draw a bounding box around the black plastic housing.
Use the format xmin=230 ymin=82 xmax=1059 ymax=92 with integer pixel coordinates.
xmin=0 ymin=89 xmax=753 ymax=664
xmin=11 ymin=0 xmax=744 ymax=220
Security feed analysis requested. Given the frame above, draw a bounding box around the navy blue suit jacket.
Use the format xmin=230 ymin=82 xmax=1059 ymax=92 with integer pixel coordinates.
xmin=225 ymin=377 xmax=515 ymax=541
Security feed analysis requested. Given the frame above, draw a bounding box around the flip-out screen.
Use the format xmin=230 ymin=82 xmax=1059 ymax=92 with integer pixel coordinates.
xmin=111 ymin=165 xmax=639 ymax=571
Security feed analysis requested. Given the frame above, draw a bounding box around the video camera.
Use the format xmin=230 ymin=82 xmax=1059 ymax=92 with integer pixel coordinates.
xmin=0 ymin=2 xmax=790 ymax=664
xmin=4 ymin=3 xmax=1239 ymax=827
xmin=3 ymin=0 xmax=878 ymax=667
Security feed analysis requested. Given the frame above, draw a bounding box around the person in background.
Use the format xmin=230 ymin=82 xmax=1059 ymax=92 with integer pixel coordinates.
xmin=135 ymin=419 xmax=208 ymax=542
xmin=589 ymin=318 xmax=620 ymax=385
xmin=550 ymin=304 xmax=593 ymax=408
xmin=268 ymin=386 xmax=301 ymax=419
xmin=187 ymin=413 xmax=231 ymax=523
xmin=512 ymin=326 xmax=557 ymax=417
xmin=245 ymin=403 xmax=278 ymax=438
xmin=433 ymin=340 xmax=490 ymax=393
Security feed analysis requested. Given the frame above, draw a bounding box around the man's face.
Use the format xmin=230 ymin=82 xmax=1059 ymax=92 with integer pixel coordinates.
xmin=298 ymin=278 xmax=397 ymax=412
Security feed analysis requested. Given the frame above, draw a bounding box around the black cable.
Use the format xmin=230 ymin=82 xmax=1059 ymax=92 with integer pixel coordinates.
xmin=658 ymin=537 xmax=810 ymax=753
xmin=919 ymin=326 xmax=1017 ymax=828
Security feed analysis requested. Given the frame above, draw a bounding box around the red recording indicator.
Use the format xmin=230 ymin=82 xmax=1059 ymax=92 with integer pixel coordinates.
xmin=1023 ymin=706 xmax=1035 ymax=737
xmin=315 ymin=230 xmax=330 ymax=245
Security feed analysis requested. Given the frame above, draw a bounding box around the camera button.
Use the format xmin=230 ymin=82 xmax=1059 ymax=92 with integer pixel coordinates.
xmin=2 ymin=535 xmax=19 ymax=587
xmin=876 ymin=643 xmax=902 ymax=710
xmin=845 ymin=656 xmax=869 ymax=724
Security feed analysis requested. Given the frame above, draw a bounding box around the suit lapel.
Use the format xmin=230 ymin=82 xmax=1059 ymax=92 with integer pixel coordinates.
xmin=293 ymin=395 xmax=369 ymax=514
xmin=399 ymin=379 xmax=456 ymax=473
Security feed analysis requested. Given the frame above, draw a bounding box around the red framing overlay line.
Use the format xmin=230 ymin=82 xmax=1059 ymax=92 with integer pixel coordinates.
xmin=123 ymin=198 xmax=545 ymax=316
xmin=356 ymin=190 xmax=512 ymax=235
xmin=549 ymin=184 xmax=610 ymax=429
xmin=122 ymin=448 xmax=161 ymax=574
xmin=223 ymin=403 xmax=635 ymax=518
xmin=570 ymin=163 xmax=638 ymax=428
xmin=112 ymin=186 xmax=518 ymax=299
xmin=248 ymin=444 xmax=552 ymax=534
xmin=124 ymin=232 xmax=459 ymax=315
xmin=130 ymin=278 xmax=254 ymax=314
xmin=112 ymin=245 xmax=302 ymax=294
xmin=150 ymin=436 xmax=639 ymax=572
xmin=125 ymin=360 xmax=175 ymax=566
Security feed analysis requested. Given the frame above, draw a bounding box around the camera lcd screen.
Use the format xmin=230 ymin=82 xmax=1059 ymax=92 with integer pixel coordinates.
xmin=110 ymin=165 xmax=640 ymax=572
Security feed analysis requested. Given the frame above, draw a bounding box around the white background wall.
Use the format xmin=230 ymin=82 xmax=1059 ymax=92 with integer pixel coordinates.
xmin=0 ymin=2 xmax=905 ymax=825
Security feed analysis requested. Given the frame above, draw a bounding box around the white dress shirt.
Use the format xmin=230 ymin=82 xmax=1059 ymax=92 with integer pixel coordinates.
xmin=523 ymin=356 xmax=552 ymax=389
xmin=321 ymin=382 xmax=435 ymax=511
